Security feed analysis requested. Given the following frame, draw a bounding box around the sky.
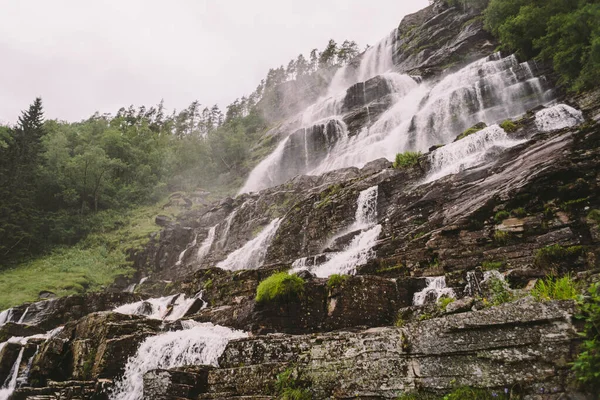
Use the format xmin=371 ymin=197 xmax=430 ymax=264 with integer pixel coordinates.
xmin=0 ymin=0 xmax=429 ymax=124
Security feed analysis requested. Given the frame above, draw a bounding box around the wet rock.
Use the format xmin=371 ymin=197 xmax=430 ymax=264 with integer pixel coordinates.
xmin=0 ymin=322 xmax=45 ymax=342
xmin=445 ymin=296 xmax=475 ymax=314
xmin=143 ymin=366 xmax=213 ymax=400
xmin=155 ymin=215 xmax=173 ymax=227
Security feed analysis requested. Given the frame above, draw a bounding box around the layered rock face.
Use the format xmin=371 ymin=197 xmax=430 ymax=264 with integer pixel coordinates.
xmin=1 ymin=2 xmax=600 ymax=400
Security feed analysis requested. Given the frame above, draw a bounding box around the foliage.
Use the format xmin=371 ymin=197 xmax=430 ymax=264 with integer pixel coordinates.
xmin=482 ymin=260 xmax=505 ymax=270
xmin=487 ymin=275 xmax=513 ymax=306
xmin=393 ymin=151 xmax=422 ymax=169
xmin=442 ymin=386 xmax=496 ymax=400
xmin=484 ymin=0 xmax=600 ymax=92
xmin=395 ymin=315 xmax=406 ymax=327
xmin=256 ymin=272 xmax=305 ymax=304
xmin=455 ymin=124 xmax=485 ymax=141
xmin=511 ymin=207 xmax=527 ymax=218
xmin=534 ymin=244 xmax=584 ymax=266
xmin=573 ymin=283 xmax=600 ymax=391
xmin=493 ymin=230 xmax=510 ymax=245
xmin=494 ymin=210 xmax=510 ymax=224
xmin=274 ymin=368 xmax=311 ymax=400
xmin=327 ymin=274 xmax=348 ymax=290
xmin=531 ymin=274 xmax=579 ymax=301
xmin=439 ymin=297 xmax=456 ymax=311
xmin=418 ymin=313 xmax=433 ymax=321
xmin=500 ymin=120 xmax=518 ymax=133
xmin=397 ymin=392 xmax=437 ymax=400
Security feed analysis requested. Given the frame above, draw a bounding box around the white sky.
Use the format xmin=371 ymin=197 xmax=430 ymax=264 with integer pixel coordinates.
xmin=0 ymin=0 xmax=429 ymax=124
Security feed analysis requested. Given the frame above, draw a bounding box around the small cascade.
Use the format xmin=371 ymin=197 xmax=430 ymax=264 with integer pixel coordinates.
xmin=424 ymin=125 xmax=526 ymax=183
xmin=215 ymin=218 xmax=282 ymax=271
xmin=217 ymin=210 xmax=238 ymax=249
xmin=535 ymin=104 xmax=584 ymax=132
xmin=17 ymin=307 xmax=29 ymax=324
xmin=175 ymin=234 xmax=198 ymax=267
xmin=293 ymin=186 xmax=381 ymax=278
xmin=110 ymin=322 xmax=247 ymax=400
xmin=413 ymin=277 xmax=455 ymax=306
xmin=114 ymin=293 xmax=204 ymax=321
xmin=125 ymin=277 xmax=149 ymax=294
xmin=0 ymin=347 xmax=24 ymax=400
xmin=197 ymin=225 xmax=217 ymax=262
xmin=327 ymin=30 xmax=396 ymax=97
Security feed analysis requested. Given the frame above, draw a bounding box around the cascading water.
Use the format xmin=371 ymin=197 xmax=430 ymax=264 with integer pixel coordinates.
xmin=413 ymin=277 xmax=455 ymax=306
xmin=215 ymin=218 xmax=282 ymax=271
xmin=197 ymin=225 xmax=217 ymax=262
xmin=292 ymin=186 xmax=381 ymax=278
xmin=175 ymin=234 xmax=197 ymax=267
xmin=424 ymin=124 xmax=527 ymax=183
xmin=535 ymin=104 xmax=584 ymax=132
xmin=0 ymin=309 xmax=14 ymax=327
xmin=114 ymin=292 xmax=204 ymax=321
xmin=0 ymin=347 xmax=24 ymax=400
xmin=240 ymin=50 xmax=554 ymax=194
xmin=16 ymin=307 xmax=29 ymax=324
xmin=217 ymin=210 xmax=238 ymax=250
xmin=110 ymin=321 xmax=247 ymax=400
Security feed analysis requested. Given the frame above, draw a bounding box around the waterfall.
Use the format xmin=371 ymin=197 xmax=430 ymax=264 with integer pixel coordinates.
xmin=535 ymin=104 xmax=584 ymax=132
xmin=215 ymin=218 xmax=282 ymax=271
xmin=240 ymin=51 xmax=553 ymax=194
xmin=292 ymin=186 xmax=381 ymax=278
xmin=0 ymin=347 xmax=24 ymax=400
xmin=175 ymin=234 xmax=197 ymax=267
xmin=0 ymin=309 xmax=14 ymax=327
xmin=424 ymin=125 xmax=526 ymax=183
xmin=125 ymin=277 xmax=149 ymax=294
xmin=110 ymin=322 xmax=247 ymax=400
xmin=413 ymin=277 xmax=455 ymax=306
xmin=17 ymin=307 xmax=29 ymax=324
xmin=217 ymin=210 xmax=238 ymax=249
xmin=197 ymin=225 xmax=217 ymax=263
xmin=114 ymin=292 xmax=204 ymax=321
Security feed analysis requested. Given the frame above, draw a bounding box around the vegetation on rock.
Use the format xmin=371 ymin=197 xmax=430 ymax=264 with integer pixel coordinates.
xmin=256 ymin=272 xmax=305 ymax=304
xmin=393 ymin=151 xmax=422 ymax=169
xmin=500 ymin=119 xmax=517 ymax=133
xmin=531 ymin=274 xmax=579 ymax=301
xmin=573 ymin=282 xmax=600 ymax=392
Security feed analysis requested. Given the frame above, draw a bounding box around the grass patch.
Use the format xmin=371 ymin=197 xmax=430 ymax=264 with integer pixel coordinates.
xmin=588 ymin=209 xmax=600 ymax=224
xmin=500 ymin=120 xmax=518 ymax=133
xmin=560 ymin=197 xmax=589 ymax=212
xmin=494 ymin=210 xmax=510 ymax=224
xmin=534 ymin=244 xmax=584 ymax=266
xmin=455 ymin=123 xmax=486 ymax=141
xmin=0 ymin=202 xmax=178 ymax=309
xmin=482 ymin=260 xmax=505 ymax=271
xmin=393 ymin=151 xmax=422 ymax=169
xmin=493 ymin=230 xmax=510 ymax=245
xmin=511 ymin=207 xmax=527 ymax=218
xmin=327 ymin=274 xmax=348 ymax=290
xmin=274 ymin=368 xmax=311 ymax=400
xmin=256 ymin=272 xmax=305 ymax=304
xmin=531 ymin=274 xmax=579 ymax=301
xmin=438 ymin=297 xmax=455 ymax=311
xmin=442 ymin=387 xmax=496 ymax=400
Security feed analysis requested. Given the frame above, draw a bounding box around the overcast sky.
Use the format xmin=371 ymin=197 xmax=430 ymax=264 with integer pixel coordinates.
xmin=0 ymin=0 xmax=429 ymax=124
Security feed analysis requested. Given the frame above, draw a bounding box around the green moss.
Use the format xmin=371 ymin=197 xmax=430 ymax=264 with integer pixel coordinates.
xmin=418 ymin=313 xmax=433 ymax=321
xmin=482 ymin=260 xmax=505 ymax=271
xmin=393 ymin=151 xmax=422 ymax=169
xmin=376 ymin=264 xmax=405 ymax=274
xmin=493 ymin=230 xmax=510 ymax=245
xmin=395 ymin=315 xmax=406 ymax=327
xmin=494 ymin=210 xmax=510 ymax=224
xmin=203 ymin=279 xmax=213 ymax=290
xmin=397 ymin=392 xmax=438 ymax=400
xmin=511 ymin=207 xmax=527 ymax=218
xmin=587 ymin=209 xmax=600 ymax=224
xmin=534 ymin=244 xmax=584 ymax=266
xmin=456 ymin=126 xmax=484 ymax=141
xmin=82 ymin=347 xmax=97 ymax=380
xmin=326 ymin=274 xmax=348 ymax=290
xmin=500 ymin=119 xmax=518 ymax=133
xmin=316 ymin=184 xmax=343 ymax=209
xmin=256 ymin=272 xmax=305 ymax=304
xmin=531 ymin=274 xmax=579 ymax=301
xmin=561 ymin=197 xmax=590 ymax=212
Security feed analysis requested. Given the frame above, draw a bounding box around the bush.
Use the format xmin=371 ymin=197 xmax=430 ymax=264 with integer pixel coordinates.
xmin=494 ymin=210 xmax=510 ymax=224
xmin=439 ymin=297 xmax=456 ymax=311
xmin=588 ymin=209 xmax=600 ymax=224
xmin=393 ymin=151 xmax=422 ymax=169
xmin=573 ymin=283 xmax=600 ymax=392
xmin=275 ymin=368 xmax=311 ymax=400
xmin=493 ymin=230 xmax=510 ymax=245
xmin=511 ymin=207 xmax=527 ymax=218
xmin=531 ymin=274 xmax=579 ymax=301
xmin=482 ymin=260 xmax=505 ymax=270
xmin=327 ymin=274 xmax=348 ymax=290
xmin=256 ymin=272 xmax=305 ymax=304
xmin=487 ymin=275 xmax=513 ymax=306
xmin=500 ymin=120 xmax=517 ymax=133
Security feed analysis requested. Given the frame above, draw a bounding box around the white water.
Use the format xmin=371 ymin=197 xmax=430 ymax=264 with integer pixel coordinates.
xmin=241 ymin=51 xmax=552 ymax=194
xmin=0 ymin=309 xmax=13 ymax=327
xmin=175 ymin=234 xmax=197 ymax=266
xmin=110 ymin=321 xmax=247 ymax=400
xmin=217 ymin=210 xmax=238 ymax=250
xmin=292 ymin=186 xmax=381 ymax=278
xmin=0 ymin=347 xmax=24 ymax=400
xmin=424 ymin=125 xmax=526 ymax=183
xmin=535 ymin=104 xmax=584 ymax=132
xmin=413 ymin=277 xmax=455 ymax=306
xmin=215 ymin=218 xmax=281 ymax=271
xmin=197 ymin=225 xmax=217 ymax=262
xmin=16 ymin=307 xmax=29 ymax=324
xmin=114 ymin=293 xmax=204 ymax=321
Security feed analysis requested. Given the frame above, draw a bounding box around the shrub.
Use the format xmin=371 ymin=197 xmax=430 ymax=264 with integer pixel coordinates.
xmin=493 ymin=230 xmax=510 ymax=245
xmin=455 ymin=123 xmax=486 ymax=141
xmin=256 ymin=272 xmax=305 ymax=304
xmin=439 ymin=297 xmax=456 ymax=311
xmin=418 ymin=313 xmax=433 ymax=321
xmin=534 ymin=244 xmax=584 ymax=266
xmin=494 ymin=210 xmax=510 ymax=224
xmin=395 ymin=315 xmax=405 ymax=327
xmin=511 ymin=207 xmax=527 ymax=218
xmin=393 ymin=151 xmax=422 ymax=169
xmin=500 ymin=120 xmax=517 ymax=133
xmin=275 ymin=368 xmax=311 ymax=400
xmin=327 ymin=274 xmax=348 ymax=290
xmin=588 ymin=209 xmax=600 ymax=224
xmin=573 ymin=282 xmax=600 ymax=392
xmin=531 ymin=274 xmax=579 ymax=301
xmin=486 ymin=275 xmax=513 ymax=306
